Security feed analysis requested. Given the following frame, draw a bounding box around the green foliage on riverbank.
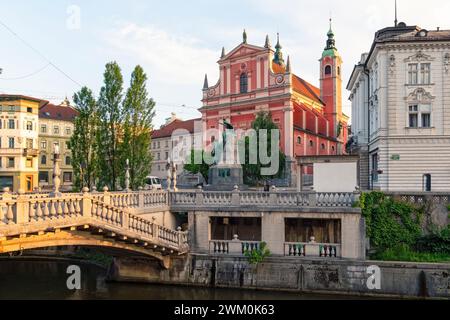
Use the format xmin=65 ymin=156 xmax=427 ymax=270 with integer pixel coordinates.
xmin=360 ymin=192 xmax=423 ymax=249
xmin=360 ymin=192 xmax=450 ymax=263
xmin=244 ymin=242 xmax=271 ymax=265
xmin=373 ymin=244 xmax=450 ymax=263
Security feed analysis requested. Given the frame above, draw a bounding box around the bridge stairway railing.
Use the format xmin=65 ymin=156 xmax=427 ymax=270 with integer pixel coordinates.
xmin=0 ymin=189 xmax=188 ymax=254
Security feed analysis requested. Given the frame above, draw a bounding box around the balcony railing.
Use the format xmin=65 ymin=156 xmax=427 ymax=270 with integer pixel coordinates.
xmin=171 ymin=190 xmax=359 ymax=208
xmin=209 ymin=240 xmax=261 ymax=255
xmin=284 ymin=242 xmax=341 ymax=258
xmin=23 ymin=148 xmax=39 ymax=157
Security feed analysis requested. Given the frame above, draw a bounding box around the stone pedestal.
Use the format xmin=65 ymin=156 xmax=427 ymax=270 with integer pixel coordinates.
xmin=205 ymin=164 xmax=247 ymax=191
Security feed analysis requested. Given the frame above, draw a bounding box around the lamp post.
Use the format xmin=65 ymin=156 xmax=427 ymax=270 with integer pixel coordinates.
xmin=51 ymin=143 xmax=62 ymax=197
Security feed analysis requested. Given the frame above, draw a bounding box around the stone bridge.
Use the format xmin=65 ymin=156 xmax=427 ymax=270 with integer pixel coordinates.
xmin=0 ymin=188 xmax=187 ymax=268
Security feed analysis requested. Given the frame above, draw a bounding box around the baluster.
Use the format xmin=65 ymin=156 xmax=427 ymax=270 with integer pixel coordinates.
xmin=107 ymin=206 xmax=113 ymax=222
xmin=63 ymin=200 xmax=69 ymax=216
xmin=49 ymin=200 xmax=56 ymax=218
xmin=101 ymin=205 xmax=108 ymax=220
xmin=43 ymin=201 xmax=50 ymax=219
xmin=70 ymin=200 xmax=76 ymax=215
xmin=320 ymin=246 xmax=325 ymax=257
xmin=57 ymin=200 xmax=63 ymax=217
xmin=75 ymin=199 xmax=81 ymax=214
xmin=29 ymin=201 xmax=36 ymax=221
xmin=36 ymin=201 xmax=43 ymax=220
xmin=6 ymin=202 xmax=14 ymax=224
xmin=96 ymin=203 xmax=102 ymax=218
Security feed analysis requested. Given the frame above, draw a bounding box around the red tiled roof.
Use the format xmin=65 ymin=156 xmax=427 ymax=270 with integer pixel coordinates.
xmin=39 ymin=103 xmax=78 ymax=122
xmin=270 ymin=62 xmax=323 ymax=105
xmin=292 ymin=75 xmax=323 ymax=105
xmin=152 ymin=118 xmax=201 ymax=139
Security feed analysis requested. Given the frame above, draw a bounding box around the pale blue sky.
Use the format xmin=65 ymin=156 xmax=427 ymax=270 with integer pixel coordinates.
xmin=1 ymin=0 xmax=450 ymax=127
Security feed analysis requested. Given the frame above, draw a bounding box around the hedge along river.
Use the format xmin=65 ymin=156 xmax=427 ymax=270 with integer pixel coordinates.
xmin=0 ymin=257 xmax=367 ymax=300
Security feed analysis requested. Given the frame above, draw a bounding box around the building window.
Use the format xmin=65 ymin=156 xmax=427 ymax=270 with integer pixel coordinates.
xmin=0 ymin=157 xmax=2 ymax=168
xmin=65 ymin=127 xmax=71 ymax=135
xmin=321 ymin=143 xmax=326 ymax=150
xmin=240 ymin=73 xmax=248 ymax=93
xmin=165 ymin=152 xmax=169 ymax=160
xmin=26 ymin=158 xmax=33 ymax=168
xmin=408 ymin=63 xmax=418 ymax=85
xmin=8 ymin=119 xmax=15 ymax=129
xmin=409 ymin=104 xmax=431 ymax=128
xmin=27 ymin=107 xmax=33 ymax=113
xmin=165 ymin=140 xmax=169 ymax=148
xmin=65 ymin=156 xmax=72 ymax=166
xmin=423 ymin=174 xmax=432 ymax=192
xmin=157 ymin=153 xmax=160 ymax=160
xmin=297 ymin=136 xmax=302 ymax=144
xmin=41 ymin=125 xmax=47 ymax=133
xmin=26 ymin=121 xmax=33 ymax=131
xmin=41 ymin=141 xmax=47 ymax=149
xmin=324 ymin=65 xmax=332 ymax=75
xmin=421 ymin=113 xmax=431 ymax=128
xmin=331 ymin=146 xmax=335 ymax=152
xmin=408 ymin=105 xmax=419 ymax=127
xmin=157 ymin=141 xmax=160 ymax=149
xmin=53 ymin=126 xmax=60 ymax=135
xmin=63 ymin=172 xmax=73 ymax=183
xmin=420 ymin=63 xmax=431 ymax=84
xmin=7 ymin=157 xmax=15 ymax=168
xmin=0 ymin=176 xmax=13 ymax=189
xmin=8 ymin=137 xmax=14 ymax=149
xmin=371 ymin=153 xmax=379 ymax=183
xmin=309 ymin=140 xmax=314 ymax=147
xmin=39 ymin=171 xmax=49 ymax=183
xmin=66 ymin=141 xmax=70 ymax=149
xmin=41 ymin=155 xmax=47 ymax=165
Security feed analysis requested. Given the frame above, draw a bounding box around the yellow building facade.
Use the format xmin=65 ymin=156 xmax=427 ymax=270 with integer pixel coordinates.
xmin=0 ymin=95 xmax=42 ymax=192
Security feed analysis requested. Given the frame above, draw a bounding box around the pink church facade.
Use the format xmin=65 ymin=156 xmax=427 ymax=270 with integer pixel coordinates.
xmin=200 ymin=26 xmax=349 ymax=166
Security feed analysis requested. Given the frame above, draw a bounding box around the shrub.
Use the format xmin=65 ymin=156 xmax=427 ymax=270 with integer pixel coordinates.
xmin=360 ymin=192 xmax=423 ymax=251
xmin=244 ymin=242 xmax=271 ymax=265
xmin=415 ymin=226 xmax=450 ymax=254
xmin=374 ymin=244 xmax=450 ymax=263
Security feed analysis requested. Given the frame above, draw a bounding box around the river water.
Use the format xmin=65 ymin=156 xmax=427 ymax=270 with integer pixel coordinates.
xmin=0 ymin=258 xmax=358 ymax=300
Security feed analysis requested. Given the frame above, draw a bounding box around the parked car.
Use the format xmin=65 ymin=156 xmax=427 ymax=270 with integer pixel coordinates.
xmin=144 ymin=176 xmax=163 ymax=190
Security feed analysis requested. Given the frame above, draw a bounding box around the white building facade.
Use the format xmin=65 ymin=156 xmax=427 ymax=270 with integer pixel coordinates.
xmin=348 ymin=24 xmax=450 ymax=192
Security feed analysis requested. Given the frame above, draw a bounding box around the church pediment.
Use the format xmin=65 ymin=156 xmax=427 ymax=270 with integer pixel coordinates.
xmin=404 ymin=51 xmax=435 ymax=63
xmin=405 ymin=88 xmax=435 ymax=102
xmin=220 ymin=43 xmax=267 ymax=62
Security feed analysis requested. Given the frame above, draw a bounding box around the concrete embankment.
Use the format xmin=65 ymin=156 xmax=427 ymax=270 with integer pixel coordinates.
xmin=108 ymin=254 xmax=450 ymax=299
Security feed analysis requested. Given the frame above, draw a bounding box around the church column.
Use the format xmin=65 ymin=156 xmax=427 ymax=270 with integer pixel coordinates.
xmin=283 ymin=102 xmax=294 ymax=158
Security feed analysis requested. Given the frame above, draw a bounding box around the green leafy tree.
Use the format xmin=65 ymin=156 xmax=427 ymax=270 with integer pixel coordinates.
xmin=241 ymin=111 xmax=286 ymax=185
xmin=120 ymin=65 xmax=156 ymax=189
xmin=69 ymin=87 xmax=99 ymax=191
xmin=97 ymin=62 xmax=124 ymax=190
xmin=184 ymin=149 xmax=213 ymax=183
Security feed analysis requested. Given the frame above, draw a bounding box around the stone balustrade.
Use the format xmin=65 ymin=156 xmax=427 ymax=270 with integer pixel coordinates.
xmin=284 ymin=242 xmax=341 ymax=258
xmin=385 ymin=192 xmax=450 ymax=206
xmin=0 ymin=188 xmax=188 ymax=254
xmin=209 ymin=240 xmax=261 ymax=255
xmin=172 ymin=189 xmax=359 ymax=209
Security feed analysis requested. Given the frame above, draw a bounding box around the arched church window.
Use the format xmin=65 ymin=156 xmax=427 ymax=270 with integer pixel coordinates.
xmin=297 ymin=136 xmax=302 ymax=145
xmin=240 ymin=73 xmax=248 ymax=93
xmin=325 ymin=65 xmax=332 ymax=76
xmin=337 ymin=67 xmax=341 ymax=76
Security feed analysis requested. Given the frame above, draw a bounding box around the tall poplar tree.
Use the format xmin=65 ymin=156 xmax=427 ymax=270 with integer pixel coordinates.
xmin=120 ymin=65 xmax=155 ymax=189
xmin=69 ymin=87 xmax=99 ymax=190
xmin=97 ymin=62 xmax=124 ymax=190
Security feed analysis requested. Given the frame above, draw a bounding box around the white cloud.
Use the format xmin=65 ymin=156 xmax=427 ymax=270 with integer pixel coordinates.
xmin=105 ymin=22 xmax=219 ymax=86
